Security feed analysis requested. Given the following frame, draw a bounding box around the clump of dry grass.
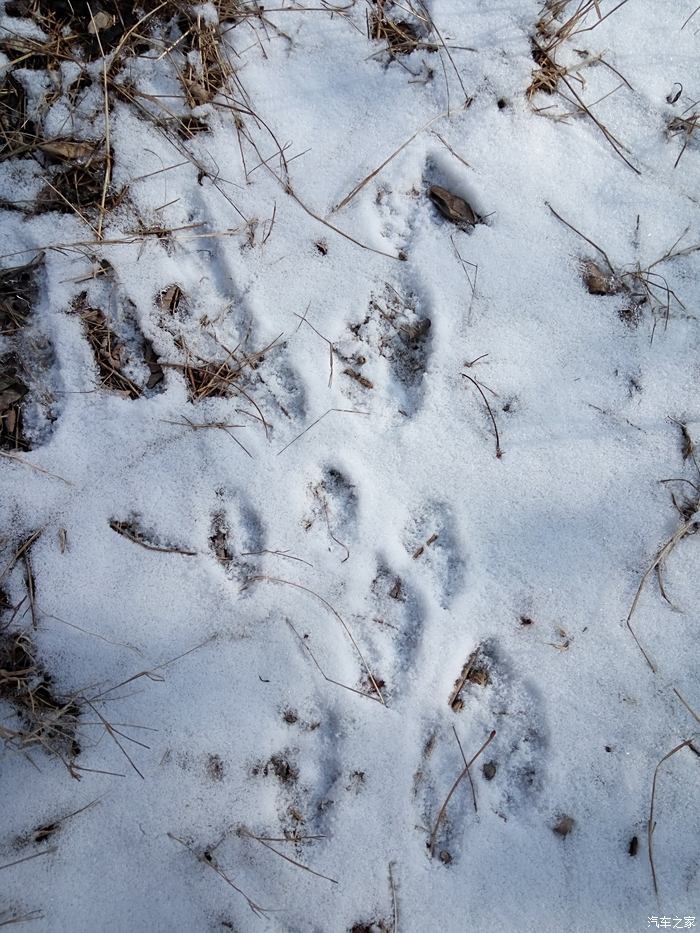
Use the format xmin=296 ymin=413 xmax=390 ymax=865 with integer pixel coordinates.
xmin=367 ymin=0 xmax=433 ymax=57
xmin=0 ymin=355 xmax=30 ymax=452
xmin=77 ymin=305 xmax=143 ymax=399
xmin=527 ymin=1 xmax=638 ymax=171
xmin=179 ymin=14 xmax=234 ymax=106
xmin=529 ymin=0 xmax=631 ymax=96
xmin=0 ymin=628 xmax=82 ymax=763
xmin=547 ymin=204 xmax=700 ymax=338
xmin=0 ymin=256 xmax=42 ymax=337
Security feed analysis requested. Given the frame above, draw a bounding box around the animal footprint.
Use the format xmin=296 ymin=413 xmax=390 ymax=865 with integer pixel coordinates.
xmin=404 ymin=500 xmax=466 ymax=608
xmin=353 ymin=558 xmax=426 ymax=701
xmin=209 ymin=490 xmax=265 ymax=584
xmin=305 ymin=466 xmax=358 ymax=563
xmin=413 ymin=643 xmax=546 ymax=864
xmin=338 ymin=282 xmax=432 ymax=416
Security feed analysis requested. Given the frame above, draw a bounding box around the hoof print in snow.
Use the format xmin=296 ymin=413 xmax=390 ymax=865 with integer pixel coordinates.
xmin=365 ymin=561 xmax=426 ymax=691
xmin=308 ymin=466 xmax=358 ymax=562
xmin=206 ymin=754 xmax=226 ymax=782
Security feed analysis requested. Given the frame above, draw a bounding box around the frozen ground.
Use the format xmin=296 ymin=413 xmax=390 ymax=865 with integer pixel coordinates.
xmin=0 ymin=0 xmax=699 ymax=930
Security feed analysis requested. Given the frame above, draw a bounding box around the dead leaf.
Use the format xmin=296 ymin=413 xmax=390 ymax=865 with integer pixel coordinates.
xmin=88 ymin=11 xmax=116 ymax=33
xmin=39 ymin=140 xmax=97 ymax=162
xmin=581 ymin=260 xmax=620 ymax=296
xmin=428 ymin=185 xmax=478 ymax=227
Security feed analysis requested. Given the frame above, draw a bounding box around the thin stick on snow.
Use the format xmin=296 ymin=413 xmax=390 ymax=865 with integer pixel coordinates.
xmin=0 ymin=451 xmax=72 ymax=485
xmin=429 ymin=729 xmax=496 ymax=856
xmin=239 ymin=827 xmax=338 ymax=884
xmin=243 ymin=576 xmax=385 ymax=704
xmin=0 ymin=848 xmax=58 ymax=872
xmin=648 ymin=739 xmax=694 ymax=898
xmin=672 ymin=688 xmax=700 ymax=725
xmin=87 ymin=5 xmax=112 ymax=239
xmin=389 ymin=861 xmax=399 ymax=933
xmin=333 ymin=110 xmax=449 ymax=213
xmin=625 ymin=515 xmax=699 ymax=672
xmin=168 ymin=833 xmax=269 ymax=917
xmin=286 ymin=620 xmax=384 ymax=704
xmin=277 ymin=408 xmax=369 ymax=455
xmin=545 ymin=203 xmax=616 ymax=274
xmin=461 ymin=373 xmax=502 ymax=459
xmin=452 ymin=725 xmax=477 ymax=812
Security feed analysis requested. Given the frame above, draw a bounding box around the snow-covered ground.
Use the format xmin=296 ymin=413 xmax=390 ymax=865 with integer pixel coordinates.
xmin=1 ymin=0 xmax=699 ymax=930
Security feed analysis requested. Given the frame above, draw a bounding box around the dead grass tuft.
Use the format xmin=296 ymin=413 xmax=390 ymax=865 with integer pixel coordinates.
xmin=367 ymin=0 xmax=432 ymax=57
xmin=0 ymin=355 xmax=30 ymax=452
xmin=0 ymin=256 xmax=42 ymax=336
xmin=0 ymin=629 xmax=82 ymax=762
xmin=668 ymin=107 xmax=699 ymax=168
xmin=77 ymin=305 xmax=143 ymax=399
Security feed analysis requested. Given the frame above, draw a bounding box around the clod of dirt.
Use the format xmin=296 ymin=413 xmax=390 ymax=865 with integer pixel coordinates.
xmin=482 ymin=760 xmax=497 ymax=781
xmin=206 ymin=754 xmax=225 ymax=782
xmin=343 ymin=367 xmax=374 ymax=389
xmin=552 ymin=815 xmax=575 ymax=837
xmin=429 ymin=185 xmax=479 ymax=227
xmin=350 ymin=922 xmax=391 ymax=933
xmin=262 ymin=753 xmax=299 ymax=784
xmin=581 ymin=260 xmax=621 ymax=296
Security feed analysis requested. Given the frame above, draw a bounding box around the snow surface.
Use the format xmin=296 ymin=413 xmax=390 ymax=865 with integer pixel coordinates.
xmin=1 ymin=0 xmax=699 ymax=930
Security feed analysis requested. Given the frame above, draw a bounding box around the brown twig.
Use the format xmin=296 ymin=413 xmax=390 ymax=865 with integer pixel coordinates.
xmin=461 ymin=372 xmax=502 ymax=458
xmin=243 ymin=576 xmax=385 ymax=703
xmin=648 ymin=738 xmax=694 ymax=897
xmin=429 ymin=729 xmax=496 ymax=855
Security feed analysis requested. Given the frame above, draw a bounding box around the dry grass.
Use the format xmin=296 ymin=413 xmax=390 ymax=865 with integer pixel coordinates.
xmin=367 ymin=0 xmax=433 ymax=56
xmin=547 ymin=204 xmax=700 ymax=338
xmin=527 ymin=1 xmax=638 ymax=171
xmin=78 ymin=306 xmax=143 ymax=399
xmin=668 ymin=107 xmax=699 ymax=168
xmin=0 ymin=629 xmax=82 ymax=764
xmin=0 ymin=256 xmax=42 ymax=337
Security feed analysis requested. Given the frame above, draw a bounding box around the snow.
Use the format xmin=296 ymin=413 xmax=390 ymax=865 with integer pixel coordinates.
xmin=0 ymin=0 xmax=699 ymax=930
